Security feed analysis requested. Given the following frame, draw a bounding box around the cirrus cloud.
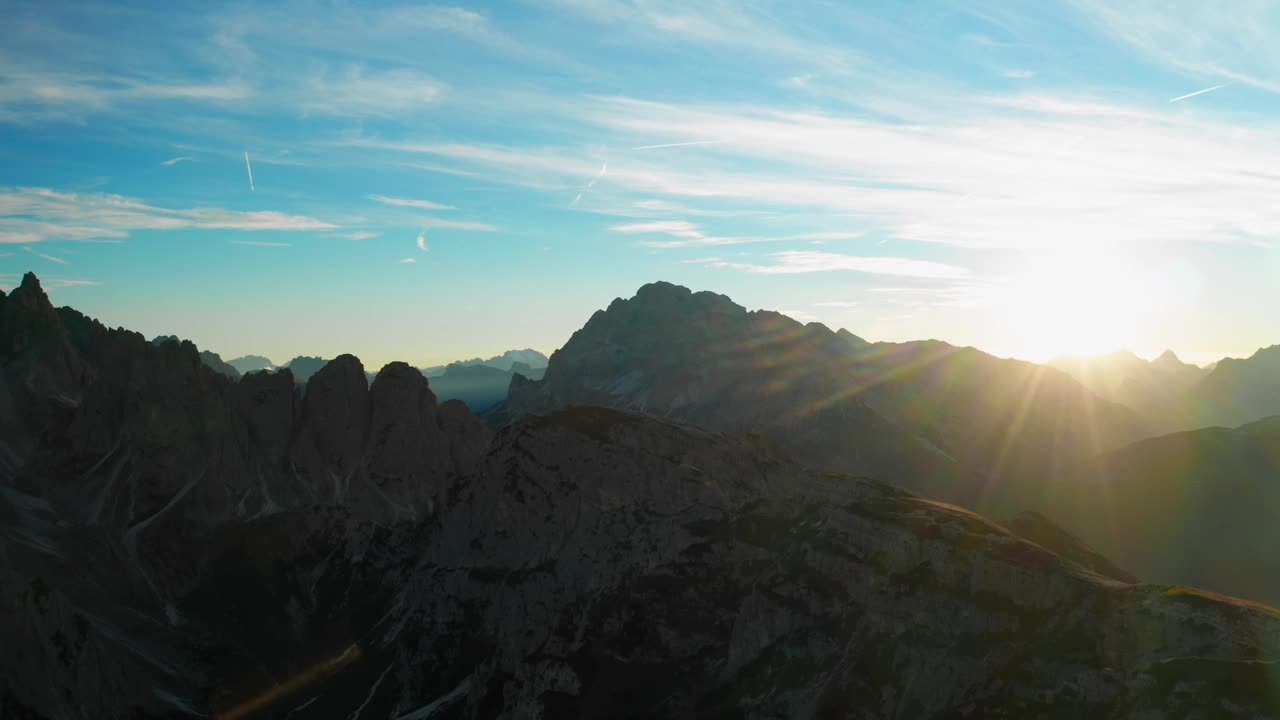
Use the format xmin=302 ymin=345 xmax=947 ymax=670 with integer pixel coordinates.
xmin=0 ymin=187 xmax=336 ymax=243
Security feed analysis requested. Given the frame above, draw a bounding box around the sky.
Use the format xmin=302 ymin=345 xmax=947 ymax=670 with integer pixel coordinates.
xmin=3 ymin=0 xmax=1280 ymax=368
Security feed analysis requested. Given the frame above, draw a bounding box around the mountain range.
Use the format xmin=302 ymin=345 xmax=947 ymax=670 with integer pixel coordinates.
xmin=1051 ymin=346 xmax=1280 ymax=434
xmin=491 ymin=282 xmax=1280 ymax=606
xmin=492 ymin=282 xmax=1145 ymax=517
xmin=215 ymin=349 xmax=549 ymax=411
xmin=4 ymin=271 xmax=1280 ymax=718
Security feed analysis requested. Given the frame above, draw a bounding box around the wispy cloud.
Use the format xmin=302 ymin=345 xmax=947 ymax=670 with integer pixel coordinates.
xmin=610 ymin=220 xmax=864 ymax=248
xmin=161 ymin=156 xmax=193 ymax=166
xmin=1070 ymin=1 xmax=1280 ymax=93
xmin=1002 ymin=69 xmax=1035 ymax=79
xmin=630 ymin=199 xmax=760 ymax=217
xmin=0 ymin=187 xmax=336 ymax=243
xmin=366 ymin=91 xmax=1280 ymax=250
xmin=813 ymin=300 xmax=860 ymax=308
xmin=303 ymin=67 xmax=443 ymax=117
xmin=22 ymin=245 xmax=68 ymax=264
xmin=550 ymin=0 xmax=863 ymax=75
xmin=369 ymin=194 xmax=456 ymax=210
xmin=399 ymin=257 xmax=417 ymax=264
xmin=610 ymin=220 xmax=702 ymax=237
xmin=343 ymin=231 xmax=380 ymax=240
xmin=691 ymin=251 xmax=968 ymax=279
xmin=420 ymin=217 xmax=497 ymax=231
xmin=0 ymin=68 xmax=252 ymax=123
xmin=231 ymin=240 xmax=290 ymax=247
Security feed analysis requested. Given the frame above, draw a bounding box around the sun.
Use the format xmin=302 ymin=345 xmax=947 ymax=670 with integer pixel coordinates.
xmin=992 ymin=249 xmax=1166 ymax=362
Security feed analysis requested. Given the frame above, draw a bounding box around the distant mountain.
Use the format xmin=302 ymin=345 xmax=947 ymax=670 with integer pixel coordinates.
xmin=217 ymin=351 xmax=548 ymax=409
xmin=226 ymin=354 xmax=277 ymax=374
xmin=5 ymin=271 xmax=1280 ymax=718
xmin=1049 ymin=347 xmax=1280 ymax=434
xmin=1188 ymin=345 xmax=1280 ymax=428
xmin=152 ymin=334 xmax=241 ymax=379
xmin=1047 ymin=416 xmax=1280 ymax=604
xmin=492 ymin=281 xmax=1145 ymax=517
xmin=421 ymin=348 xmax=549 ymax=377
xmin=1049 ymin=350 xmax=1208 ymax=432
xmin=425 ymin=361 xmax=546 ymax=412
xmin=283 ymin=355 xmax=330 ymax=384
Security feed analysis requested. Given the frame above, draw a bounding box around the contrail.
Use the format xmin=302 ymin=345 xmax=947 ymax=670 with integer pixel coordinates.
xmin=568 ymin=161 xmax=608 ymax=207
xmin=1169 ymin=83 xmax=1228 ymax=103
xmin=631 ymin=140 xmax=724 ymax=150
xmin=244 ymin=152 xmax=255 ymax=192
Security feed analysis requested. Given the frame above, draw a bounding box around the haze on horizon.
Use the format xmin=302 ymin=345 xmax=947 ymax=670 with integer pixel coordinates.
xmin=3 ymin=0 xmax=1279 ymax=368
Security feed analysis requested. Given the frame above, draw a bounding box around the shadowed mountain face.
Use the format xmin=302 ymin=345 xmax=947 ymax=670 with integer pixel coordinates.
xmin=1189 ymin=345 xmax=1280 ymax=428
xmin=1045 ymin=416 xmax=1280 ymax=605
xmin=494 ymin=281 xmax=1145 ymax=518
xmin=5 ymin=272 xmax=1280 ymax=718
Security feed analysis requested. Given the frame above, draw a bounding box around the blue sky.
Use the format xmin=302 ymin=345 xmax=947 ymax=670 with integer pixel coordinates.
xmin=3 ymin=1 xmax=1280 ymax=367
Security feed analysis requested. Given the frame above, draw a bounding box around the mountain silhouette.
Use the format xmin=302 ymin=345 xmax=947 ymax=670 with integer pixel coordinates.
xmin=1050 ymin=349 xmax=1209 ymax=432
xmin=283 ymin=355 xmax=330 ymax=384
xmin=152 ymin=334 xmax=241 ymax=379
xmin=5 ymin=272 xmax=1280 ymax=718
xmin=421 ymin=348 xmax=549 ymax=377
xmin=226 ymin=353 xmax=277 ymax=374
xmin=492 ymin=281 xmax=1145 ymax=517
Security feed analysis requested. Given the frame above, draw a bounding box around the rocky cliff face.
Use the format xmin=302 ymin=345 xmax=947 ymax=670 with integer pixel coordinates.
xmin=3 ymin=272 xmax=1280 ymax=719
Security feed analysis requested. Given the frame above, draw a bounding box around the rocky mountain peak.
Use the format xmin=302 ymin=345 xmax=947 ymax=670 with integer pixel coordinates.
xmin=18 ymin=270 xmax=44 ymax=296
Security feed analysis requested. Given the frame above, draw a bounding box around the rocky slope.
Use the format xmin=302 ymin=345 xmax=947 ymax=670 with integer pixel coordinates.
xmin=493 ymin=282 xmax=1144 ymax=518
xmin=4 ymin=272 xmax=1280 ymax=719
